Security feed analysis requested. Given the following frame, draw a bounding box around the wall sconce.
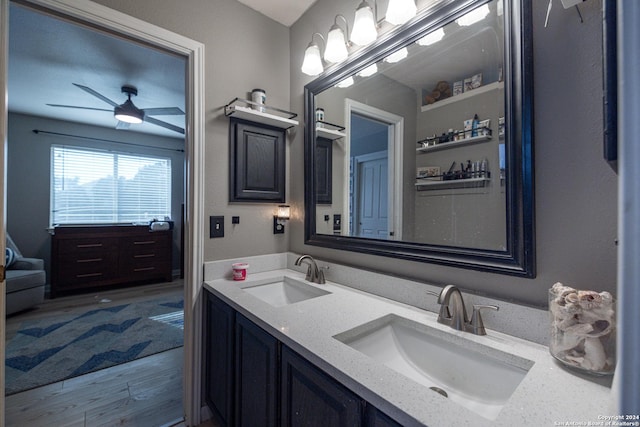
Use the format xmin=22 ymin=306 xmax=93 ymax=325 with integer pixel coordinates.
xmin=416 ymin=27 xmax=445 ymax=46
xmin=273 ymin=205 xmax=290 ymax=234
xmin=351 ymin=0 xmax=378 ymax=46
xmin=301 ymin=33 xmax=326 ymax=76
xmin=324 ymin=15 xmax=350 ymax=63
xmin=384 ymin=47 xmax=408 ymax=63
xmin=336 ymin=76 xmax=355 ymax=88
xmin=385 ymin=0 xmax=417 ymax=25
xmin=357 ymin=63 xmax=378 ymax=77
xmin=456 ymin=3 xmax=490 ymax=26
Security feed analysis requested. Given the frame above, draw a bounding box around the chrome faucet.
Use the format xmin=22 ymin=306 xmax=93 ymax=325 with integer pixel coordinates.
xmin=294 ymin=255 xmax=325 ymax=284
xmin=427 ymin=285 xmax=498 ymax=335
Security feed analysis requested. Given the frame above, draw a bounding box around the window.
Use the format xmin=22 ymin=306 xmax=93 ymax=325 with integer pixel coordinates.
xmin=51 ymin=145 xmax=171 ymax=225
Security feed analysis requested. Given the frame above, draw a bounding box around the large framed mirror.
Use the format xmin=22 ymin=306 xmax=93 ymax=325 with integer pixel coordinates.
xmin=304 ymin=0 xmax=535 ymax=277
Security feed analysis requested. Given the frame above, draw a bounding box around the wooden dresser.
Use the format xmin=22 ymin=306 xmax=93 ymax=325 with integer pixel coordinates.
xmin=51 ymin=225 xmax=172 ymax=297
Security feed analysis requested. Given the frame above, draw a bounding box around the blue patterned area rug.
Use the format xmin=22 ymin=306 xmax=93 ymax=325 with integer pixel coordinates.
xmin=5 ymin=295 xmax=184 ymax=395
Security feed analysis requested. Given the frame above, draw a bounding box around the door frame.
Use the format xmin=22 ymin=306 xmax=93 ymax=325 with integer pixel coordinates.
xmin=0 ymin=0 xmax=205 ymax=425
xmin=344 ymin=99 xmax=403 ymax=240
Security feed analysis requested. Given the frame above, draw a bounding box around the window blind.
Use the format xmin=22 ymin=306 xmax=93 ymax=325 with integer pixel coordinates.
xmin=51 ymin=145 xmax=171 ymax=225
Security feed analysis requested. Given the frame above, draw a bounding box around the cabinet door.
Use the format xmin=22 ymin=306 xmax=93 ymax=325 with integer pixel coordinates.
xmin=364 ymin=404 xmax=403 ymax=427
xmin=315 ymin=137 xmax=332 ymax=204
xmin=235 ymin=314 xmax=279 ymax=427
xmin=281 ymin=346 xmax=361 ymax=427
xmin=204 ymin=292 xmax=235 ymax=426
xmin=229 ymin=119 xmax=286 ymax=202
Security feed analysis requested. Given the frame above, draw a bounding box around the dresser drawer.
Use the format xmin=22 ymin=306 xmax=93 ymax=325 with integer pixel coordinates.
xmin=58 ymin=237 xmax=119 ymax=258
xmin=57 ymin=253 xmax=118 ymax=285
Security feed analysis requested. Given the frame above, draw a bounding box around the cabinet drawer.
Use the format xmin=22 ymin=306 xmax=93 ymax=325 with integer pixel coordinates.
xmin=57 ymin=254 xmax=118 ymax=284
xmin=121 ymin=234 xmax=170 ymax=255
xmin=58 ymin=237 xmax=119 ymax=258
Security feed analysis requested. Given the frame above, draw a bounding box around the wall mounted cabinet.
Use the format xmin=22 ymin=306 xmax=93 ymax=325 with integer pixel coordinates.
xmin=315 ymin=137 xmax=333 ymax=205
xmin=229 ymin=119 xmax=286 ymax=202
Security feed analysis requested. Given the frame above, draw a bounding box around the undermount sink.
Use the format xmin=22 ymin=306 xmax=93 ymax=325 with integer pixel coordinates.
xmin=242 ymin=276 xmax=331 ymax=307
xmin=334 ymin=314 xmax=533 ymax=420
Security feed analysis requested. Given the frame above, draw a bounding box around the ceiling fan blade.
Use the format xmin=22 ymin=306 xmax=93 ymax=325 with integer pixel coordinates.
xmin=73 ymin=83 xmax=119 ymax=107
xmin=46 ymin=104 xmax=112 ymax=112
xmin=144 ymin=116 xmax=185 ymax=135
xmin=142 ymin=107 xmax=185 ymax=116
xmin=116 ymin=121 xmax=131 ymax=130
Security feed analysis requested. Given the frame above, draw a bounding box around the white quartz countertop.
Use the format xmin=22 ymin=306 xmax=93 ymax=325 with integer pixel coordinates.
xmin=204 ymin=269 xmax=613 ymax=426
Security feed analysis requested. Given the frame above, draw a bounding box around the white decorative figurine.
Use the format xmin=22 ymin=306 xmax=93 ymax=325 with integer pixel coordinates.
xmin=549 ymin=282 xmax=616 ymax=374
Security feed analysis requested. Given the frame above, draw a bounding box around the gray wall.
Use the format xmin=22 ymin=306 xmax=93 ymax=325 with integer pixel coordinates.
xmin=7 ymin=112 xmax=185 ymax=279
xmin=91 ymin=0 xmax=292 ymax=261
xmin=414 ymin=87 xmax=506 ymax=249
xmin=290 ymin=0 xmax=618 ymax=307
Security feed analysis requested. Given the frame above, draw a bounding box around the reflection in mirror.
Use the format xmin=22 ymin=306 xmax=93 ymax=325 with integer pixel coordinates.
xmin=305 ymin=0 xmax=535 ymax=277
xmin=316 ymin=0 xmax=504 ymax=249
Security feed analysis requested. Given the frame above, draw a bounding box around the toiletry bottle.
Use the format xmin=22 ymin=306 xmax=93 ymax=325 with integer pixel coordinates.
xmin=480 ymin=158 xmax=488 ymax=178
xmin=471 ymin=114 xmax=479 ymax=137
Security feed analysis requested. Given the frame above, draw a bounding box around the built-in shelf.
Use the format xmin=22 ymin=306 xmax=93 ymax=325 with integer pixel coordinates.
xmin=420 ymin=81 xmax=504 ymax=113
xmin=225 ymin=98 xmax=298 ymax=130
xmin=415 ymin=177 xmax=490 ymax=190
xmin=416 ymin=134 xmax=491 ymax=154
xmin=316 ymin=121 xmax=346 ymax=140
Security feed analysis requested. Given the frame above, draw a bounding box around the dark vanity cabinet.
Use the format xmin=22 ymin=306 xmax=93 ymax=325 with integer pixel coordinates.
xmin=205 ymin=291 xmax=235 ymax=426
xmin=204 ymin=290 xmax=402 ymax=427
xmin=281 ymin=346 xmax=361 ymax=426
xmin=235 ymin=313 xmax=279 ymax=426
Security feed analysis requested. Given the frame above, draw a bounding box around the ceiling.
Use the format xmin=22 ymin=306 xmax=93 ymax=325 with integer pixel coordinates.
xmin=7 ymin=0 xmax=315 ymax=140
xmin=8 ymin=3 xmax=187 ymax=139
xmin=236 ymin=0 xmax=317 ymax=27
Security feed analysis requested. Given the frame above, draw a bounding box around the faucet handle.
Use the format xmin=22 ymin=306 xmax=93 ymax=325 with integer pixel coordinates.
xmin=316 ymin=265 xmax=328 ymax=284
xmin=470 ymin=304 xmax=499 ymax=335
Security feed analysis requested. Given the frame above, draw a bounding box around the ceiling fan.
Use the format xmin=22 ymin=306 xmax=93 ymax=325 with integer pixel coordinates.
xmin=47 ymin=83 xmax=185 ymax=135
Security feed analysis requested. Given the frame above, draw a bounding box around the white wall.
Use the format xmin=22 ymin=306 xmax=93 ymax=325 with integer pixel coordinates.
xmin=290 ymin=0 xmax=618 ymax=307
xmin=92 ymin=0 xmax=292 ymax=261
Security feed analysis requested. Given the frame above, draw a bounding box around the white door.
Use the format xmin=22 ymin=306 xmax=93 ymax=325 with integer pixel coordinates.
xmin=355 ymin=151 xmax=388 ymax=238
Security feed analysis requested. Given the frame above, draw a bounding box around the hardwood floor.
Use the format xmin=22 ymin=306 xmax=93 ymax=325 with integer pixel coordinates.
xmin=5 ymin=281 xmax=185 ymax=427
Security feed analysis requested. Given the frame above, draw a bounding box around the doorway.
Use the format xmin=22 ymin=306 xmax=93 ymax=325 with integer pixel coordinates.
xmin=345 ymin=99 xmax=404 ymax=240
xmin=0 ymin=0 xmax=205 ymax=424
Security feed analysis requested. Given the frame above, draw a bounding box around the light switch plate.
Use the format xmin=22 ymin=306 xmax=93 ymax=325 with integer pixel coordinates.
xmin=210 ymin=216 xmax=224 ymax=238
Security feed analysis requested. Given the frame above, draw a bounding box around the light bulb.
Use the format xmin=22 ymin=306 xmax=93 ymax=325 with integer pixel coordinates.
xmin=416 ymin=28 xmax=445 ymax=46
xmin=357 ymin=63 xmax=378 ymax=77
xmin=384 ymin=47 xmax=408 ymax=63
xmin=324 ymin=25 xmax=349 ymax=63
xmin=385 ymin=0 xmax=417 ymax=25
xmin=301 ymin=43 xmax=323 ymax=76
xmin=456 ymin=4 xmax=490 ymax=26
xmin=351 ymin=1 xmax=377 ymax=46
xmin=336 ymin=76 xmax=354 ymax=88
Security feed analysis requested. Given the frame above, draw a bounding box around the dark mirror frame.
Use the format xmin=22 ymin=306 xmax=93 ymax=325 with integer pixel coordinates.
xmin=304 ymin=0 xmax=535 ymax=277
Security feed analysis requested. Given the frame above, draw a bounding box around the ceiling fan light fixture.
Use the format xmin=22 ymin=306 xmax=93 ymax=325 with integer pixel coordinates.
xmin=114 ymin=99 xmax=144 ymax=124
